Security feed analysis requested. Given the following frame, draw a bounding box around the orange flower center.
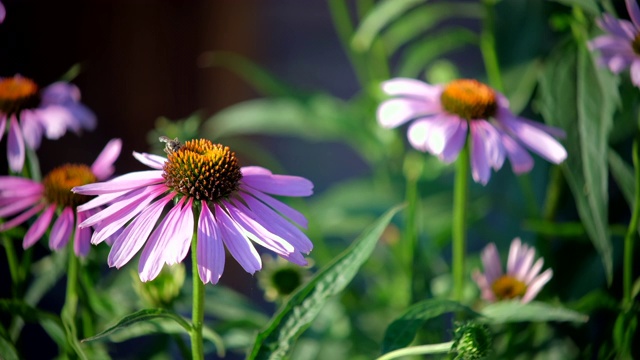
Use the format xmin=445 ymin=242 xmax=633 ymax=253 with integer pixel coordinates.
xmin=491 ymin=275 xmax=527 ymax=300
xmin=440 ymin=79 xmax=497 ymax=120
xmin=0 ymin=76 xmax=40 ymax=115
xmin=633 ymin=33 xmax=640 ymax=55
xmin=162 ymin=138 xmax=242 ymax=201
xmin=43 ymin=164 xmax=97 ymax=208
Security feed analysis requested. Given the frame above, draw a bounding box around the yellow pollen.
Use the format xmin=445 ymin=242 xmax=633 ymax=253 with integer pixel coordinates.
xmin=440 ymin=79 xmax=497 ymax=120
xmin=43 ymin=164 xmax=97 ymax=208
xmin=162 ymin=138 xmax=242 ymax=201
xmin=491 ymin=275 xmax=527 ymax=300
xmin=0 ymin=76 xmax=40 ymax=115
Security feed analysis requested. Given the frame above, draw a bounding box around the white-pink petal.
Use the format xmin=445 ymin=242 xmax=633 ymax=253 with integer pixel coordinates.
xmin=73 ymin=170 xmax=164 ymax=195
xmin=215 ymin=204 xmax=262 ymax=274
xmin=133 ymin=151 xmax=167 ymax=170
xmin=241 ymin=173 xmax=313 ymax=197
xmin=8 ymin=116 xmax=25 ymax=172
xmin=23 ymin=204 xmax=55 ymax=248
xmin=91 ymin=138 xmax=122 ymax=181
xmin=197 ymin=201 xmax=225 ymax=284
xmin=49 ymin=207 xmax=75 ymax=250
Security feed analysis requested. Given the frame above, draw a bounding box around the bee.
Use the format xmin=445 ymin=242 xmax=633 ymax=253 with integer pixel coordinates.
xmin=159 ymin=136 xmax=183 ymax=154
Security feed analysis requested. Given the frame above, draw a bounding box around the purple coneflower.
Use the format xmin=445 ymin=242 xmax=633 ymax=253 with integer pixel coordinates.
xmin=0 ymin=75 xmax=97 ymax=172
xmin=0 ymin=1 xmax=5 ymax=23
xmin=472 ymin=238 xmax=552 ymax=303
xmin=0 ymin=139 xmax=121 ymax=256
xmin=377 ymin=78 xmax=567 ymax=185
xmin=589 ymin=0 xmax=640 ymax=86
xmin=72 ymin=138 xmax=314 ymax=284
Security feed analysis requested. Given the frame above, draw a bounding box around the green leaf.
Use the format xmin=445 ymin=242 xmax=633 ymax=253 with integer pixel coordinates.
xmin=198 ymin=51 xmax=299 ymax=97
xmin=0 ymin=333 xmax=19 ymax=360
xmin=351 ymin=0 xmax=424 ymax=52
xmin=550 ymin=0 xmax=599 ymax=14
xmin=382 ymin=2 xmax=482 ymax=54
xmin=202 ymin=96 xmax=347 ymax=141
xmin=248 ymin=205 xmax=404 ymax=360
xmin=537 ymin=41 xmax=617 ymax=283
xmin=608 ymin=148 xmax=635 ymax=209
xmin=82 ymin=308 xmax=191 ymax=342
xmin=480 ymin=301 xmax=589 ymax=323
xmin=381 ymin=299 xmax=479 ymax=353
xmin=397 ymin=28 xmax=477 ymax=78
xmin=0 ymin=300 xmax=67 ymax=352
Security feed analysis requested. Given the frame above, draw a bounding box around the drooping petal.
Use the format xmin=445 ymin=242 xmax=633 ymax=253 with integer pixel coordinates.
xmin=0 ymin=193 xmax=42 ymax=218
xmin=37 ymin=106 xmax=73 ymax=139
xmin=197 ymin=201 xmax=225 ymax=284
xmin=74 ymin=210 xmax=93 ymax=257
xmin=627 ymin=0 xmax=640 ymax=29
xmin=241 ymin=187 xmax=308 ymax=229
xmin=498 ymin=116 xmax=567 ymax=164
xmin=22 ymin=204 xmax=55 ymax=248
xmin=501 ymin=133 xmax=534 ymax=174
xmin=73 ymin=170 xmax=164 ymax=195
xmin=423 ymin=114 xmax=462 ymax=156
xmin=19 ymin=111 xmax=44 ymax=150
xmin=215 ymin=204 xmax=262 ymax=274
xmin=0 ymin=117 xmax=5 ymax=143
xmin=8 ymin=116 xmax=25 ymax=172
xmin=49 ymin=207 xmax=75 ymax=250
xmin=241 ymin=171 xmax=313 ymax=197
xmin=521 ymin=268 xmax=553 ymax=303
xmin=597 ymin=14 xmax=636 ymax=40
xmin=439 ymin=118 xmax=468 ymax=163
xmin=91 ymin=138 xmax=122 ymax=180
xmin=81 ymin=184 xmax=165 ymax=228
xmin=407 ymin=118 xmax=437 ymax=152
xmin=108 ymin=194 xmax=173 ymax=268
xmin=377 ymin=98 xmax=438 ymax=129
xmin=41 ymin=82 xmax=81 ymax=104
xmin=470 ymin=122 xmax=491 ymax=185
xmin=133 ymin=152 xmax=167 ymax=170
xmin=381 ymin=78 xmax=442 ymax=98
xmin=138 ymin=197 xmax=190 ymax=281
xmin=164 ymin=198 xmax=194 ymax=265
xmin=631 ymin=60 xmax=640 ymax=87
xmin=0 ymin=202 xmax=45 ymax=232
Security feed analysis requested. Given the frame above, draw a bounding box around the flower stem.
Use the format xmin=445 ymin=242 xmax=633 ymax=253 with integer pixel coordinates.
xmin=623 ymin=139 xmax=640 ymax=306
xmin=327 ymin=0 xmax=368 ymax=87
xmin=452 ymin=144 xmax=469 ymax=302
xmin=190 ymin=235 xmax=205 ymax=360
xmin=2 ymin=234 xmax=20 ymax=296
xmin=480 ymin=0 xmax=503 ymax=92
xmin=375 ymin=341 xmax=454 ymax=360
xmin=64 ymin=248 xmax=79 ymax=316
xmin=404 ymin=174 xmax=420 ymax=303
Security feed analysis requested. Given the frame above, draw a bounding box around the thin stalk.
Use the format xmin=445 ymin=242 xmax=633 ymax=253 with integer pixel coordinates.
xmin=63 ymin=248 xmax=79 ymax=318
xmin=480 ymin=0 xmax=503 ymax=92
xmin=623 ymin=139 xmax=640 ymax=306
xmin=452 ymin=145 xmax=470 ymax=302
xmin=190 ymin=234 xmax=205 ymax=360
xmin=2 ymin=235 xmax=20 ymax=295
xmin=327 ymin=0 xmax=368 ymax=87
xmin=404 ymin=175 xmax=420 ymax=303
xmin=375 ymin=341 xmax=454 ymax=360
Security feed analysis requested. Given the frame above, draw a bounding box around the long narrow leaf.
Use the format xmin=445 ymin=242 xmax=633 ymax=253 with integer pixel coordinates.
xmin=351 ymin=0 xmax=424 ymax=51
xmin=82 ymin=308 xmax=191 ymax=342
xmin=480 ymin=301 xmax=588 ymax=323
xmin=248 ymin=205 xmax=404 ymax=360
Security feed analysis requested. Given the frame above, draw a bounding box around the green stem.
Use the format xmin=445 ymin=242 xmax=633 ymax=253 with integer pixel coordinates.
xmin=480 ymin=0 xmax=503 ymax=92
xmin=452 ymin=145 xmax=469 ymax=302
xmin=404 ymin=175 xmax=420 ymax=303
xmin=327 ymin=0 xmax=368 ymax=87
xmin=63 ymin=248 xmax=79 ymax=319
xmin=623 ymin=139 xmax=640 ymax=306
xmin=190 ymin=234 xmax=205 ymax=360
xmin=375 ymin=341 xmax=454 ymax=360
xmin=2 ymin=235 xmax=20 ymax=296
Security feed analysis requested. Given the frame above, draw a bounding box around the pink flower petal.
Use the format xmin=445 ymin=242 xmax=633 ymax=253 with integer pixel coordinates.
xmin=91 ymin=138 xmax=122 ymax=180
xmin=0 ymin=193 xmax=42 ymax=218
xmin=407 ymin=118 xmax=436 ymax=152
xmin=19 ymin=111 xmax=44 ymax=150
xmin=164 ymin=198 xmax=194 ymax=265
xmin=480 ymin=242 xmax=502 ymax=285
xmin=49 ymin=207 xmax=75 ymax=250
xmin=377 ymin=98 xmax=438 ymax=129
xmin=470 ymin=122 xmax=491 ymax=185
xmin=241 ymin=171 xmax=313 ymax=197
xmin=241 ymin=186 xmax=308 ymax=228
xmin=501 ymin=133 xmax=534 ymax=174
xmin=0 ymin=117 xmax=6 ymax=143
xmin=215 ymin=204 xmax=262 ymax=274
xmin=1 ymin=202 xmax=45 ymax=232
xmin=8 ymin=116 xmax=25 ymax=172
xmin=439 ymin=118 xmax=468 ymax=163
xmin=627 ymin=0 xmax=640 ymax=29
xmin=108 ymin=194 xmax=173 ymax=268
xmin=74 ymin=210 xmax=93 ymax=257
xmin=72 ymin=170 xmax=164 ymax=195
xmin=498 ymin=116 xmax=567 ymax=164
xmin=381 ymin=78 xmax=442 ymax=99
xmin=506 ymin=238 xmax=522 ymax=275
xmin=133 ymin=152 xmax=167 ymax=170
xmin=522 ymin=268 xmax=553 ymax=303
xmin=23 ymin=204 xmax=55 ymax=248
xmin=197 ymin=201 xmax=225 ymax=284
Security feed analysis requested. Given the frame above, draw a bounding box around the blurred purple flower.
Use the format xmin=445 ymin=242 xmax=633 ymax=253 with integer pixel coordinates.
xmin=0 ymin=139 xmax=121 ymax=256
xmin=73 ymin=138 xmax=314 ymax=284
xmin=377 ymin=78 xmax=567 ymax=185
xmin=472 ymin=238 xmax=553 ymax=303
xmin=589 ymin=0 xmax=640 ymax=86
xmin=0 ymin=75 xmax=97 ymax=172
xmin=0 ymin=1 xmax=5 ymax=23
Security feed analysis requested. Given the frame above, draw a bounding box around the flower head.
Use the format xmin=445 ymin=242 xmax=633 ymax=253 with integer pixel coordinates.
xmin=0 ymin=139 xmax=121 ymax=256
xmin=0 ymin=75 xmax=97 ymax=172
xmin=589 ymin=0 xmax=640 ymax=86
xmin=376 ymin=78 xmax=567 ymax=185
xmin=72 ymin=137 xmax=314 ymax=284
xmin=472 ymin=238 xmax=552 ymax=303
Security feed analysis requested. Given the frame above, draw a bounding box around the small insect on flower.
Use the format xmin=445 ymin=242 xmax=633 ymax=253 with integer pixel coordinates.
xmin=159 ymin=136 xmax=183 ymax=154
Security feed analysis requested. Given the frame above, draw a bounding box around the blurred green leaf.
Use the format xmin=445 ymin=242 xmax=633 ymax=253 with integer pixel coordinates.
xmin=382 ymin=2 xmax=482 ymax=54
xmin=608 ymin=148 xmax=634 ymax=210
xmin=0 ymin=300 xmax=67 ymax=352
xmin=351 ymin=0 xmax=424 ymax=52
xmin=398 ymin=28 xmax=478 ymax=78
xmin=501 ymin=59 xmax=541 ymax=114
xmin=0 ymin=333 xmax=19 ymax=360
xmin=203 ymin=96 xmax=347 ymax=141
xmin=381 ymin=299 xmax=479 ymax=353
xmin=481 ymin=301 xmax=589 ymax=323
xmin=550 ymin=0 xmax=599 ymax=14
xmin=248 ymin=205 xmax=403 ymax=360
xmin=198 ymin=51 xmax=299 ymax=97
xmin=82 ymin=309 xmax=191 ymax=342
xmin=537 ymin=42 xmax=618 ymax=283
xmin=24 ymin=250 xmax=68 ymax=306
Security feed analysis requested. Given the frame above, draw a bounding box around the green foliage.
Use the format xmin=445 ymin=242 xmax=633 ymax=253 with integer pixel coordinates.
xmin=480 ymin=301 xmax=588 ymax=323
